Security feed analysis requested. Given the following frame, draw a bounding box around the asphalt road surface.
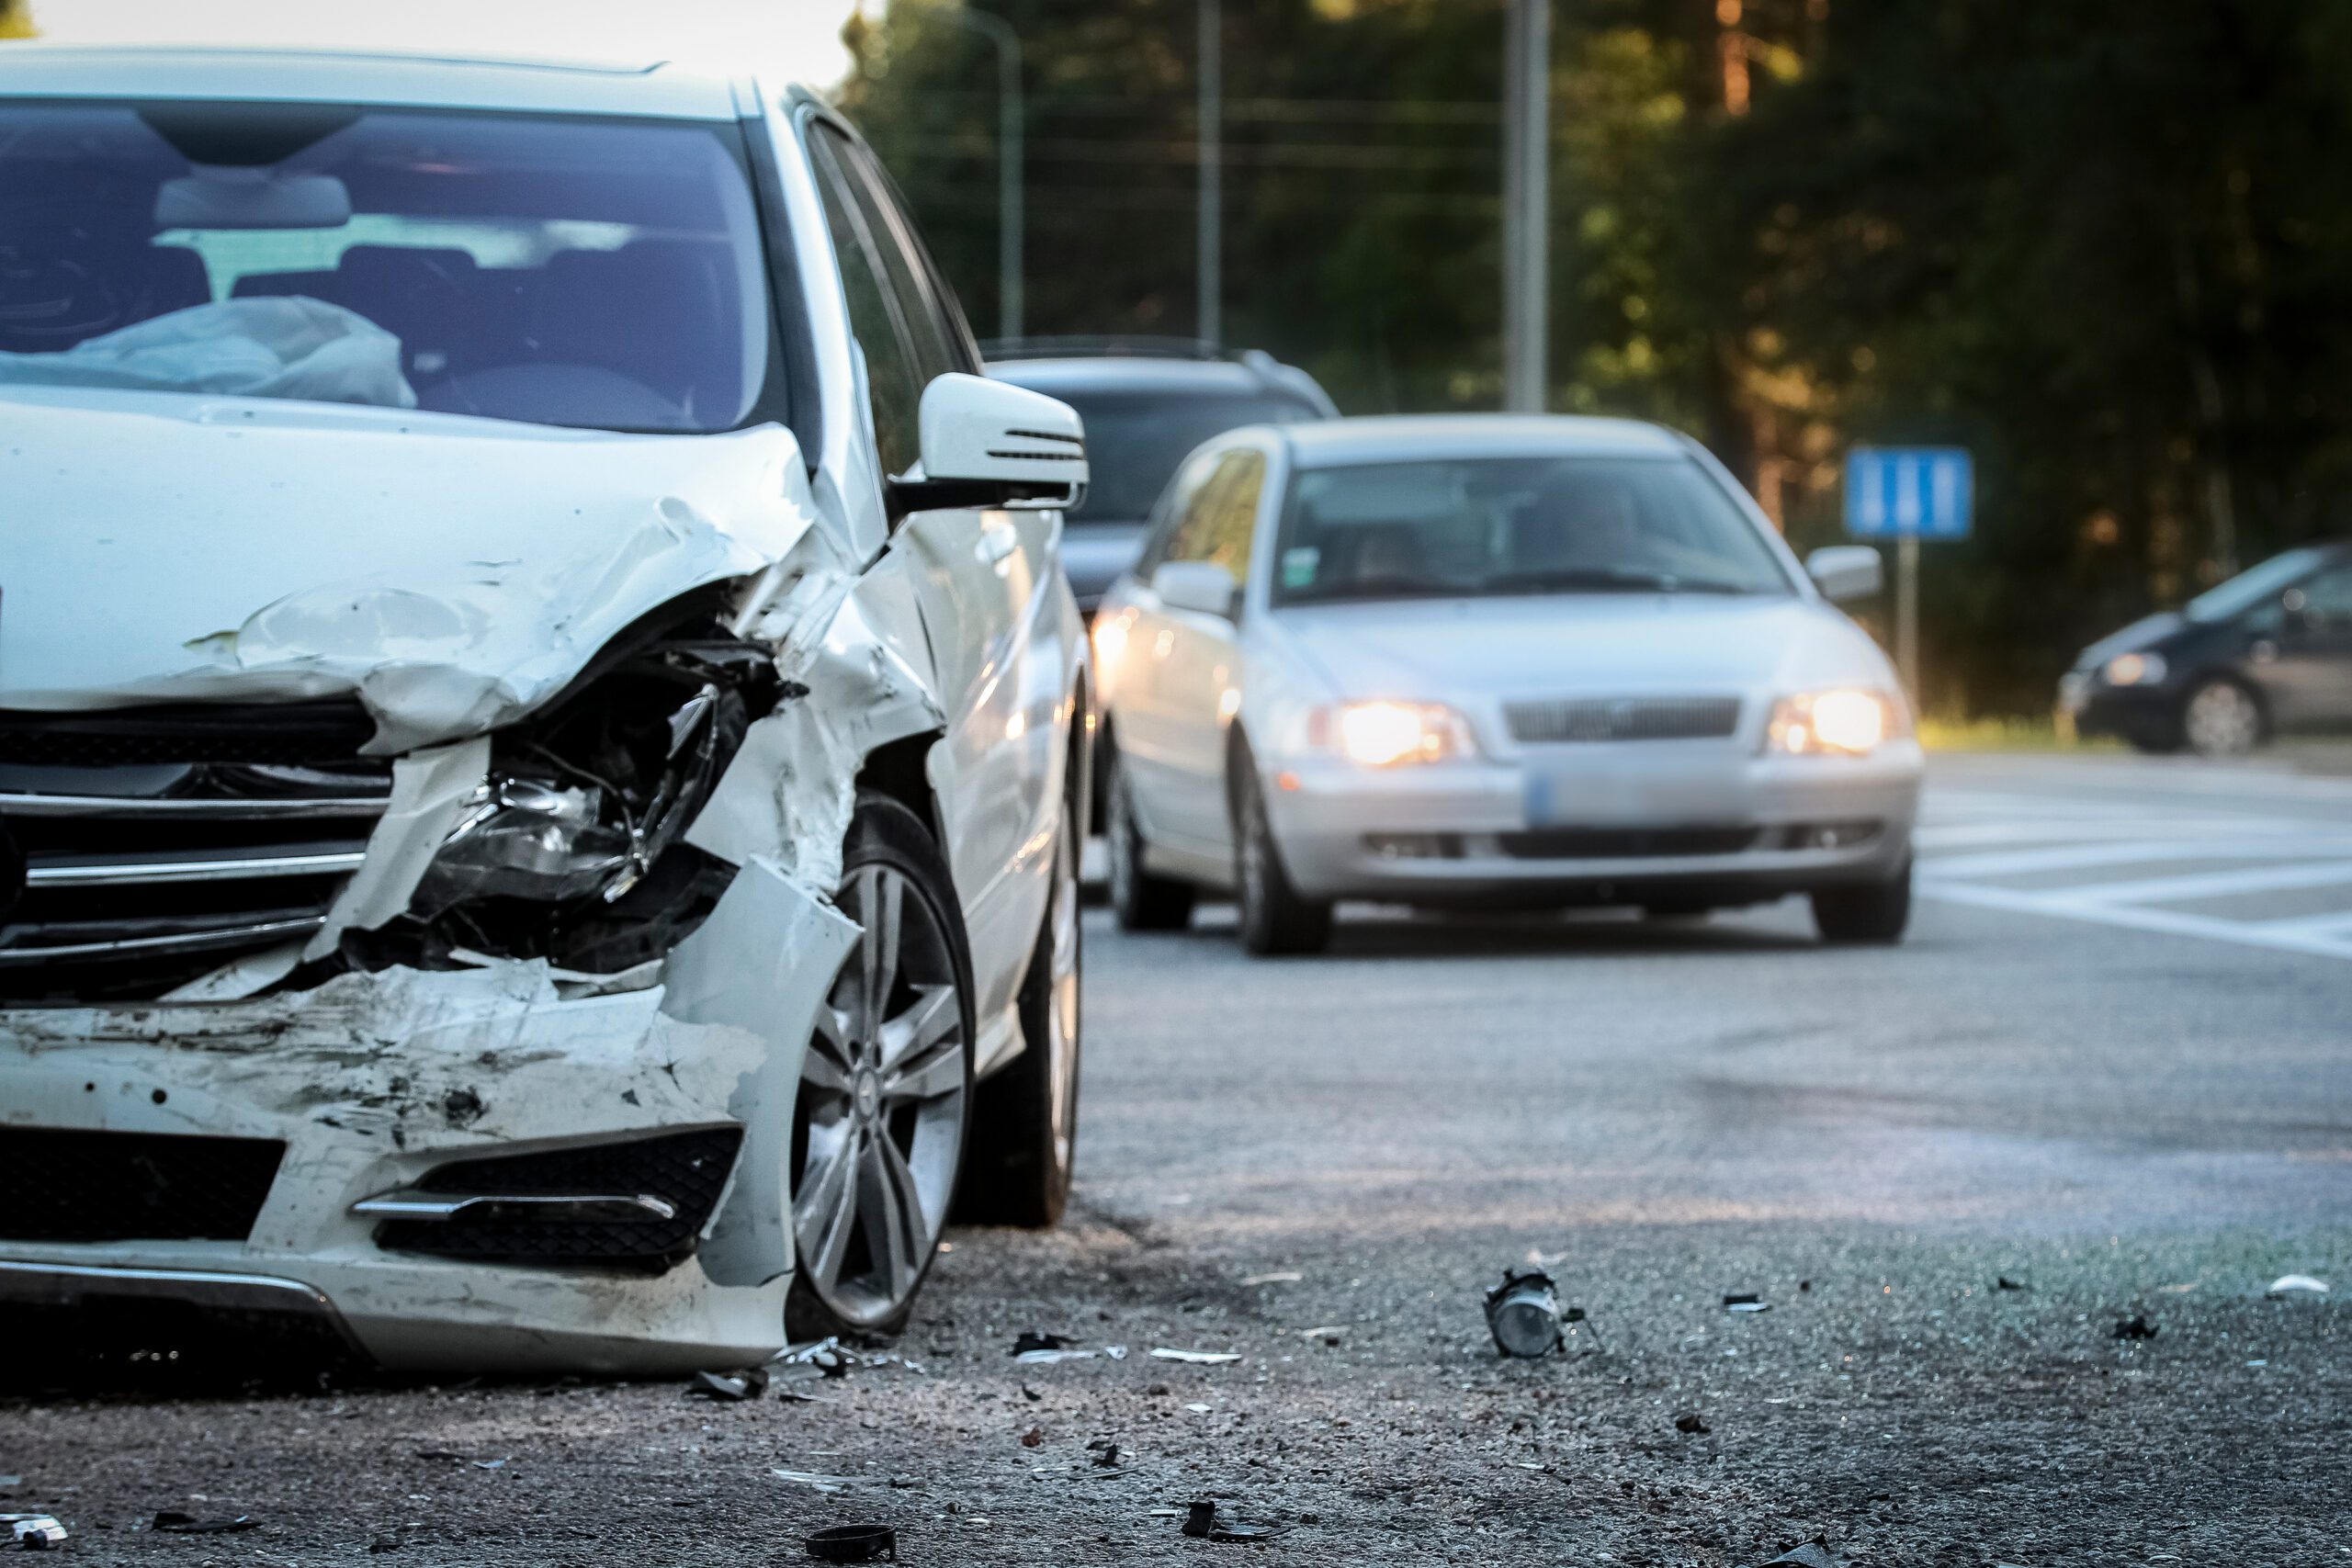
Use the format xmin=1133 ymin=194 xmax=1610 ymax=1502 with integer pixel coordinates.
xmin=8 ymin=752 xmax=2348 ymax=1566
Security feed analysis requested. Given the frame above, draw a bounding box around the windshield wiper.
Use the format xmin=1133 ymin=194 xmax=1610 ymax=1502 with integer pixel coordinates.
xmin=1480 ymin=567 xmax=1759 ymax=596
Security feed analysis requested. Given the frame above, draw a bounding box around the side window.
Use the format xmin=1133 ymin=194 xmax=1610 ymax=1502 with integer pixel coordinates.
xmin=807 ymin=128 xmax=924 ymax=479
xmin=1136 ymin=449 xmax=1222 ymax=579
xmin=1168 ymin=450 xmax=1266 ymax=581
xmin=834 ymin=137 xmax=982 ymax=375
xmin=2294 ymin=565 xmax=2352 ymax=626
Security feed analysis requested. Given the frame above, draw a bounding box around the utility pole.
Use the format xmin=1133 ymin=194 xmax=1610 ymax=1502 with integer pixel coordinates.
xmin=1501 ymin=0 xmax=1550 ymax=412
xmin=1197 ymin=0 xmax=1222 ymax=346
xmin=946 ymin=6 xmax=1023 ymax=342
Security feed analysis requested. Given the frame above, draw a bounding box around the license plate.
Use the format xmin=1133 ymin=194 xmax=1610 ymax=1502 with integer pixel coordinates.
xmin=1522 ymin=759 xmax=1743 ymax=828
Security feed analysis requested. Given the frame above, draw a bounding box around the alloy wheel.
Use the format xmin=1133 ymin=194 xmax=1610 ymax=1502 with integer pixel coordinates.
xmin=2184 ymin=681 xmax=2260 ymax=758
xmin=793 ymin=861 xmax=967 ymax=1330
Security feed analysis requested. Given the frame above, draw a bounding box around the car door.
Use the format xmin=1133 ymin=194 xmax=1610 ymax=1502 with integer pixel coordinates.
xmin=804 ymin=120 xmax=1041 ymax=1033
xmin=2267 ymin=562 xmax=2352 ymax=728
xmin=1149 ymin=446 xmax=1268 ymax=852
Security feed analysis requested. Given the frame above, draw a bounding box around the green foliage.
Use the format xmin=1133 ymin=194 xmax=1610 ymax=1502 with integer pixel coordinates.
xmin=843 ymin=0 xmax=2352 ymax=716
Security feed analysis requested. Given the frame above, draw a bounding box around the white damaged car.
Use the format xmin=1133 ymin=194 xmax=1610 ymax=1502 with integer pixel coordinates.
xmin=0 ymin=48 xmax=1092 ymax=1371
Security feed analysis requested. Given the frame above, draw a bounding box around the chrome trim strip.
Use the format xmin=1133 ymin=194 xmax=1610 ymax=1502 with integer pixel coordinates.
xmin=0 ymin=1258 xmax=334 ymax=1314
xmin=352 ymin=1191 xmax=681 ymax=1223
xmin=26 ymin=850 xmax=368 ymax=887
xmin=0 ymin=917 xmax=323 ymax=964
xmin=0 ymin=793 xmax=389 ymax=819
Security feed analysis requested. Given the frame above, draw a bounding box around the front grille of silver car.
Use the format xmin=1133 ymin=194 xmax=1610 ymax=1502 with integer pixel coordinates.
xmin=1503 ymin=695 xmax=1743 ymax=744
xmin=0 ymin=703 xmax=390 ymax=1003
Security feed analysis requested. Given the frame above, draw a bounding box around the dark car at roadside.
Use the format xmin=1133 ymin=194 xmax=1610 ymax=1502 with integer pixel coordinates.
xmin=2061 ymin=542 xmax=2352 ymax=755
xmin=986 ymin=337 xmax=1338 ymax=614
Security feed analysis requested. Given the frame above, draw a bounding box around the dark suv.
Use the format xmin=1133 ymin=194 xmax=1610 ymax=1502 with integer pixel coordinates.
xmin=986 ymin=338 xmax=1339 ymax=613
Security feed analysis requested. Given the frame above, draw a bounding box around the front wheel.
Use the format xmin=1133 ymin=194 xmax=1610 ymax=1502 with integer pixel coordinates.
xmin=1811 ymin=857 xmax=1912 ymax=945
xmin=2182 ymin=678 xmax=2263 ymax=758
xmin=1233 ymin=762 xmax=1333 ymax=956
xmin=957 ymin=802 xmax=1082 ymax=1227
xmin=786 ymin=796 xmax=974 ymax=1341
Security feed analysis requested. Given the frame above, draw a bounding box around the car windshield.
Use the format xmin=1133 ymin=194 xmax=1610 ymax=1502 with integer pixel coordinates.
xmin=1271 ymin=453 xmax=1792 ymax=605
xmin=2184 ymin=547 xmax=2331 ymax=625
xmin=1043 ymin=386 xmax=1323 ymax=523
xmin=0 ymin=101 xmax=775 ymax=433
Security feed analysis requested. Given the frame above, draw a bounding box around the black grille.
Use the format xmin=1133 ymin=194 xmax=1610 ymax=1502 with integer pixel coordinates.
xmin=0 ymin=702 xmax=378 ymax=768
xmin=1498 ymin=827 xmax=1759 ymax=859
xmin=1505 ymin=695 xmax=1743 ymax=744
xmin=375 ymin=1128 xmax=744 ymax=1273
xmin=0 ymin=1129 xmax=284 ymax=1242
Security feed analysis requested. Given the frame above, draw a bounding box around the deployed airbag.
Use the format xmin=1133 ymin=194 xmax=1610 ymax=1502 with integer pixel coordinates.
xmin=0 ymin=298 xmax=416 ymax=408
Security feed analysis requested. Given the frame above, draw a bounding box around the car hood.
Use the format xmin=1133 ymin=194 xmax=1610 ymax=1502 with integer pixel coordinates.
xmin=2075 ymin=610 xmax=2186 ymax=671
xmin=0 ymin=390 xmax=822 ymax=753
xmin=1270 ymin=593 xmax=1892 ymax=703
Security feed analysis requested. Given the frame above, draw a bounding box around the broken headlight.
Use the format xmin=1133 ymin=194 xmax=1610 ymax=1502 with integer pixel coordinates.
xmin=413 ymin=777 xmax=636 ymax=910
xmin=384 ymin=615 xmax=786 ymax=967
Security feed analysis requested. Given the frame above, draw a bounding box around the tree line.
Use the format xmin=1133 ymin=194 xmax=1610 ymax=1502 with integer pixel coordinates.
xmin=843 ymin=0 xmax=2352 ymax=716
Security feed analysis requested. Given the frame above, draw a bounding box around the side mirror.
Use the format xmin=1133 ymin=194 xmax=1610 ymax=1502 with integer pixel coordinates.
xmin=1805 ymin=546 xmax=1884 ymax=603
xmin=1152 ymin=560 xmax=1238 ymax=619
xmin=888 ymin=372 xmax=1088 ymax=520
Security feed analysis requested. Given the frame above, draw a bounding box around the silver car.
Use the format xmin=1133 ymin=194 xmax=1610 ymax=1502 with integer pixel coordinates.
xmin=1091 ymin=415 xmax=1923 ymax=953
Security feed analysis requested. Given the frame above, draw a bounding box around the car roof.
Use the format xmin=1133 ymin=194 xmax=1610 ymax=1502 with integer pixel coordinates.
xmin=1275 ymin=414 xmax=1688 ymax=468
xmin=989 ymin=355 xmax=1324 ymax=403
xmin=0 ymin=43 xmax=753 ymax=120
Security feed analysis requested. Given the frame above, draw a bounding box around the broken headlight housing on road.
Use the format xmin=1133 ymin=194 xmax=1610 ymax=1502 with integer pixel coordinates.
xmin=1765 ymin=689 xmax=1907 ymax=757
xmin=363 ymin=608 xmax=788 ymax=974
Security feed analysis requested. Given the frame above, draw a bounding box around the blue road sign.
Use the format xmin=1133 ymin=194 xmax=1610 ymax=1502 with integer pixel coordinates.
xmin=1844 ymin=447 xmax=1973 ymax=540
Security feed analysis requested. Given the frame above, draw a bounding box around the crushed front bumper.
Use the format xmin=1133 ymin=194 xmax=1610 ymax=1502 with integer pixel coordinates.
xmin=0 ymin=859 xmax=854 ymax=1373
xmin=1263 ymin=742 xmax=1923 ymax=905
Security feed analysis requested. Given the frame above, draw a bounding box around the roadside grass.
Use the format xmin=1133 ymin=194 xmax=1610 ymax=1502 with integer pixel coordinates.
xmin=1917 ymin=714 xmax=2125 ymax=753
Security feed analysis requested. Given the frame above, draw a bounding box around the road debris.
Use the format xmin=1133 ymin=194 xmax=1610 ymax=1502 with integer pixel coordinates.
xmin=1149 ymin=1348 xmax=1241 ymax=1364
xmin=1996 ymin=1276 xmax=2028 ymax=1291
xmin=1749 ymin=1541 xmax=1838 ymax=1567
xmin=1674 ymin=1412 xmax=1711 ymax=1435
xmin=153 ymin=1511 xmax=261 ymax=1534
xmin=1015 ymin=1348 xmax=1099 ymax=1365
xmin=1088 ymin=1439 xmax=1121 ymax=1468
xmin=2266 ymin=1274 xmax=2329 ymax=1299
xmin=804 ymin=1523 xmax=897 ymax=1563
xmin=1183 ymin=1402 xmax=1214 ymax=1413
xmin=1485 ymin=1268 xmax=1602 ymax=1357
xmin=1724 ymin=1292 xmax=1770 ymax=1313
xmin=1011 ymin=1331 xmax=1075 ymax=1356
xmin=1180 ymin=1499 xmax=1288 ymax=1543
xmin=689 ymin=1368 xmax=770 ymax=1402
xmin=3 ymin=1515 xmax=66 ymax=1550
xmin=770 ymin=1469 xmax=853 ymax=1494
xmin=1020 ymin=1426 xmax=1045 ymax=1448
xmin=1238 ymin=1270 xmax=1303 ymax=1286
xmin=2113 ymin=1314 xmax=2159 ymax=1340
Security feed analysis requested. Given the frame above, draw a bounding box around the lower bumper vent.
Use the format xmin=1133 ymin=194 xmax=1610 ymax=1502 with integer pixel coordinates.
xmin=0 ymin=1129 xmax=285 ymax=1243
xmin=369 ymin=1128 xmax=744 ymax=1274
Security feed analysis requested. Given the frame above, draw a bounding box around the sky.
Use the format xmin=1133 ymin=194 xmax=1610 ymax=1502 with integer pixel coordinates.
xmin=17 ymin=0 xmax=870 ymax=87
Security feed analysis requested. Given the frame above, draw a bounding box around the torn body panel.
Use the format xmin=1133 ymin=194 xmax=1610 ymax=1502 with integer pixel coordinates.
xmin=0 ymin=859 xmax=854 ymax=1372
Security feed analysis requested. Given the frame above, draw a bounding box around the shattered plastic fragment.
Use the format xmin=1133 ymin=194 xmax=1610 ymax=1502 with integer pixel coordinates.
xmin=3 ymin=1515 xmax=66 ymax=1549
xmin=805 ymin=1523 xmax=898 ymax=1563
xmin=1011 ymin=1331 xmax=1076 ymax=1357
xmin=769 ymin=1469 xmax=853 ymax=1494
xmin=1181 ymin=1500 xmax=1289 ymax=1543
xmin=2266 ymin=1274 xmax=2328 ymax=1299
xmin=1749 ymin=1542 xmax=1839 ymax=1568
xmin=1239 ymin=1271 xmax=1304 ymax=1286
xmin=153 ymin=1511 xmax=261 ymax=1534
xmin=1149 ymin=1348 xmax=1241 ymax=1365
xmin=1674 ymin=1412 xmax=1711 ymax=1435
xmin=2113 ymin=1314 xmax=2159 ymax=1340
xmin=688 ymin=1367 xmax=769 ymax=1402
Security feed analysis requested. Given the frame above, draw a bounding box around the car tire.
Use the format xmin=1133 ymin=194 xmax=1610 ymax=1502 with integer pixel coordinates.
xmin=1106 ymin=749 xmax=1195 ymax=931
xmin=956 ymin=798 xmax=1082 ymax=1228
xmin=786 ymin=794 xmax=975 ymax=1342
xmin=1811 ymin=857 xmax=1912 ymax=945
xmin=1233 ymin=760 xmax=1333 ymax=956
xmin=2181 ymin=677 xmax=2264 ymax=758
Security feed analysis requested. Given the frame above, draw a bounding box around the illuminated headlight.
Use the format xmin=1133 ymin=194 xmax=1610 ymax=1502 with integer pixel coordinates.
xmin=1322 ymin=701 xmax=1476 ymax=767
xmin=1091 ymin=607 xmax=1135 ymax=678
xmin=1766 ymin=689 xmax=1905 ymax=757
xmin=2102 ymin=651 xmax=2167 ymax=686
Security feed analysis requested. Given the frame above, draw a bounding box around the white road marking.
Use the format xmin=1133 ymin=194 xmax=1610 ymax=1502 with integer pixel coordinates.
xmin=1917 ymin=777 xmax=2352 ymax=961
